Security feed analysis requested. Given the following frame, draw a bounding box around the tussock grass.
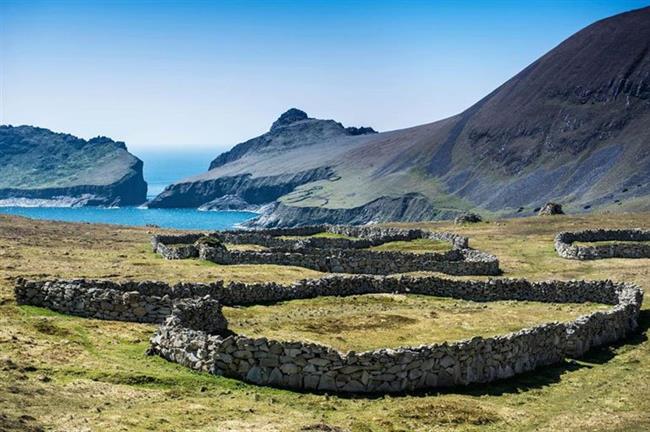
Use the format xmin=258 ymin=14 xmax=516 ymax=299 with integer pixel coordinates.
xmin=0 ymin=212 xmax=649 ymax=431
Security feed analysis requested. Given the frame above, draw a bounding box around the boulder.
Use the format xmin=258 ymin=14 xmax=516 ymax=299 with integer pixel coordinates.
xmin=454 ymin=212 xmax=483 ymax=224
xmin=538 ymin=203 xmax=564 ymax=216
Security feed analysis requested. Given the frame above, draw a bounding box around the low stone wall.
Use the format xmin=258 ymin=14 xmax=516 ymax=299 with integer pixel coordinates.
xmin=151 ymin=225 xmax=497 ymax=276
xmin=14 ymin=278 xmax=173 ymax=323
xmin=151 ymin=277 xmax=642 ymax=393
xmin=15 ymin=275 xmax=643 ymax=394
xmin=199 ymin=244 xmax=498 ymax=275
xmin=555 ymin=229 xmax=650 ymax=260
xmin=151 ymin=233 xmax=204 ymax=259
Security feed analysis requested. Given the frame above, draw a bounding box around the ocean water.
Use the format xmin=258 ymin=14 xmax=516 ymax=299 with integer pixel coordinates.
xmin=0 ymin=150 xmax=258 ymax=230
xmin=0 ymin=206 xmax=256 ymax=230
xmin=142 ymin=150 xmax=215 ymax=198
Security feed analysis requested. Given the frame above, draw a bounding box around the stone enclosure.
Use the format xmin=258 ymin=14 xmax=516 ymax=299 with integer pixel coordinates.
xmin=12 ymin=225 xmax=646 ymax=394
xmin=15 ymin=269 xmax=643 ymax=394
xmin=555 ymin=229 xmax=650 ymax=260
xmin=151 ymin=225 xmax=500 ymax=276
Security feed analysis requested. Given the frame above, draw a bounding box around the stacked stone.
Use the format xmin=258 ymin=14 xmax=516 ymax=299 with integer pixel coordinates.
xmin=199 ymin=245 xmax=499 ymax=275
xmin=148 ymin=278 xmax=642 ymax=393
xmin=153 ymin=225 xmax=497 ymax=275
xmin=16 ymin=274 xmax=643 ymax=394
xmin=14 ymin=278 xmax=173 ymax=323
xmin=19 ymin=275 xmax=636 ymax=311
xmin=151 ymin=233 xmax=204 ymax=259
xmin=167 ymin=296 xmax=230 ymax=336
xmin=555 ymin=229 xmax=650 ymax=260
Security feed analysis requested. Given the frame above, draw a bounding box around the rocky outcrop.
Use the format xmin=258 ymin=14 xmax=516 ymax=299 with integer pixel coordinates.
xmin=0 ymin=125 xmax=147 ymax=206
xmin=270 ymin=108 xmax=310 ymax=132
xmin=207 ymin=109 xmax=376 ymax=171
xmin=454 ymin=212 xmax=483 ymax=224
xmin=198 ymin=194 xmax=255 ymax=211
xmin=538 ymin=203 xmax=564 ymax=216
xmin=148 ymin=109 xmax=380 ymax=212
xmin=148 ymin=167 xmax=335 ymax=209
xmin=250 ymin=194 xmax=462 ymax=228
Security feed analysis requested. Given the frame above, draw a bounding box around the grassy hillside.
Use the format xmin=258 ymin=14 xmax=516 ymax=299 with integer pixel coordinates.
xmin=0 ymin=212 xmax=648 ymax=431
xmin=0 ymin=126 xmax=142 ymax=189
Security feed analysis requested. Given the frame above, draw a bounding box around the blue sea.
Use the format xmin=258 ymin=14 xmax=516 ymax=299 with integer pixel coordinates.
xmin=0 ymin=206 xmax=256 ymax=230
xmin=0 ymin=150 xmax=258 ymax=230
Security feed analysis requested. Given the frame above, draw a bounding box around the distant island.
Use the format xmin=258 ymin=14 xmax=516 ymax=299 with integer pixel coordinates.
xmin=0 ymin=125 xmax=147 ymax=207
xmin=149 ymin=6 xmax=650 ymax=228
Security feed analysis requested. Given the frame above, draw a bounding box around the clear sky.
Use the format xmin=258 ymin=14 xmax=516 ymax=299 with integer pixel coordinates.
xmin=1 ymin=0 xmax=648 ymax=155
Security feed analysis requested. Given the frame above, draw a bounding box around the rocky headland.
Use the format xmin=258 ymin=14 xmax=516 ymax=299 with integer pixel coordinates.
xmin=0 ymin=125 xmax=147 ymax=206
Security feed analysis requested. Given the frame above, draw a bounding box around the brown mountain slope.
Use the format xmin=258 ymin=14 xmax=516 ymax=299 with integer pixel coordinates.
xmin=150 ymin=6 xmax=650 ymax=226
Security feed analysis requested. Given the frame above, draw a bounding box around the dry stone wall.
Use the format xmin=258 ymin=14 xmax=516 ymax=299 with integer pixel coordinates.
xmin=14 ymin=278 xmax=173 ymax=323
xmin=15 ymin=274 xmax=643 ymax=394
xmin=151 ymin=225 xmax=498 ymax=276
xmin=555 ymin=229 xmax=650 ymax=260
xmin=14 ymin=225 xmax=646 ymax=394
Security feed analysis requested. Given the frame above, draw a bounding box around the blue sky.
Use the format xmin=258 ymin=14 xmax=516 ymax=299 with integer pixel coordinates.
xmin=1 ymin=0 xmax=648 ymax=154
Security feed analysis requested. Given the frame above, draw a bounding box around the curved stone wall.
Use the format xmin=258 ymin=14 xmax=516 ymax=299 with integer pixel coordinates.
xmin=151 ymin=225 xmax=499 ymax=276
xmin=555 ymin=229 xmax=650 ymax=260
xmin=15 ymin=275 xmax=643 ymax=394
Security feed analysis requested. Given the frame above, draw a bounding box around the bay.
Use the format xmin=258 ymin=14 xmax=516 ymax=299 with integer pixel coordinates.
xmin=0 ymin=207 xmax=256 ymax=231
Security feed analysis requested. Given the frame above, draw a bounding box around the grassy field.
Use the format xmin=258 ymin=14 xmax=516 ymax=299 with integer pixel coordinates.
xmin=0 ymin=212 xmax=649 ymax=431
xmin=225 ymin=243 xmax=269 ymax=252
xmin=227 ymin=295 xmax=605 ymax=352
xmin=369 ymin=238 xmax=452 ymax=253
xmin=279 ymin=232 xmax=357 ymax=241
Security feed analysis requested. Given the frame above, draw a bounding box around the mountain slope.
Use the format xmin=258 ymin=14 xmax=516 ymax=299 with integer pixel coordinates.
xmin=151 ymin=6 xmax=650 ymax=226
xmin=0 ymin=125 xmax=147 ymax=206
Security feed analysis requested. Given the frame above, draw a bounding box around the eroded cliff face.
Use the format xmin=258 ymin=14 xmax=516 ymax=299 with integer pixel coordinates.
xmin=248 ymin=194 xmax=460 ymax=228
xmin=147 ymin=109 xmax=377 ymax=211
xmin=0 ymin=125 xmax=147 ymax=206
xmin=148 ymin=167 xmax=335 ymax=209
xmin=151 ymin=7 xmax=650 ymax=227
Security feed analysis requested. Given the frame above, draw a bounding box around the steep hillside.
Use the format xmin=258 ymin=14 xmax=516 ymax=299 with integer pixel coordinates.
xmin=150 ymin=6 xmax=650 ymax=226
xmin=0 ymin=125 xmax=147 ymax=206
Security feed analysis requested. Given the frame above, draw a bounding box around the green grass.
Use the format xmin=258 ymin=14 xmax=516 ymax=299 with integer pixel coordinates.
xmin=369 ymin=238 xmax=453 ymax=254
xmin=226 ymin=294 xmax=606 ymax=352
xmin=279 ymin=231 xmax=357 ymax=241
xmin=0 ymin=212 xmax=649 ymax=431
xmin=225 ymin=243 xmax=269 ymax=252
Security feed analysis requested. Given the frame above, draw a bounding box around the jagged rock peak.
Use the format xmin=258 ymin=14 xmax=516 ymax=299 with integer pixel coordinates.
xmin=270 ymin=108 xmax=310 ymax=131
xmin=345 ymin=126 xmax=377 ymax=135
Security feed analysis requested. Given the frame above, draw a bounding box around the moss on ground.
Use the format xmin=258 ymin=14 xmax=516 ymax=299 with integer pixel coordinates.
xmin=0 ymin=212 xmax=649 ymax=431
